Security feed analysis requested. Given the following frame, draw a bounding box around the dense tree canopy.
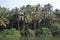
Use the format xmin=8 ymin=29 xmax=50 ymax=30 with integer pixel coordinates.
xmin=0 ymin=3 xmax=60 ymax=36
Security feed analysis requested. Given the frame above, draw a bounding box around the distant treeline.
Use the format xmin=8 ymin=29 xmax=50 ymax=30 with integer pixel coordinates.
xmin=0 ymin=3 xmax=60 ymax=36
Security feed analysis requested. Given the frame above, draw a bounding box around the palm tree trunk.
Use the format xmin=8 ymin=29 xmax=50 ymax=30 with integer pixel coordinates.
xmin=17 ymin=22 xmax=20 ymax=30
xmin=23 ymin=16 xmax=25 ymax=30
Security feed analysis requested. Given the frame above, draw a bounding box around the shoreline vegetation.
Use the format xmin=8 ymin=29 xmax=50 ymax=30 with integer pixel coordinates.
xmin=0 ymin=3 xmax=60 ymax=40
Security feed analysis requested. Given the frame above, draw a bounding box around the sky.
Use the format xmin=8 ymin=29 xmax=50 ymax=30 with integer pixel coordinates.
xmin=0 ymin=0 xmax=60 ymax=9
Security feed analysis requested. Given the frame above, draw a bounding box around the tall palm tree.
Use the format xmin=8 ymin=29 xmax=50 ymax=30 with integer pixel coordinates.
xmin=31 ymin=4 xmax=42 ymax=30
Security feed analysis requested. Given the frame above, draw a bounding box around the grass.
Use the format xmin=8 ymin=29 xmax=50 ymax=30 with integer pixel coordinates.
xmin=0 ymin=35 xmax=60 ymax=40
xmin=0 ymin=35 xmax=20 ymax=40
xmin=20 ymin=36 xmax=60 ymax=40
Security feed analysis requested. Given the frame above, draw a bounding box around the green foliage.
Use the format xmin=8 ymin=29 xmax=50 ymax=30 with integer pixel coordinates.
xmin=0 ymin=28 xmax=19 ymax=35
xmin=51 ymin=23 xmax=60 ymax=34
xmin=0 ymin=3 xmax=60 ymax=37
xmin=35 ymin=28 xmax=43 ymax=34
xmin=42 ymin=28 xmax=51 ymax=35
xmin=20 ymin=29 xmax=35 ymax=36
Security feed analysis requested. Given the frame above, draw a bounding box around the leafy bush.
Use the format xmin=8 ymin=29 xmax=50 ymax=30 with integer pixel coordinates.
xmin=51 ymin=23 xmax=60 ymax=34
xmin=0 ymin=28 xmax=19 ymax=35
xmin=42 ymin=28 xmax=51 ymax=36
xmin=20 ymin=29 xmax=35 ymax=37
xmin=35 ymin=28 xmax=43 ymax=36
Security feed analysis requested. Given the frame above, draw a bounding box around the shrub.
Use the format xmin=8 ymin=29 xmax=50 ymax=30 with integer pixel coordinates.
xmin=20 ymin=29 xmax=35 ymax=37
xmin=35 ymin=28 xmax=43 ymax=36
xmin=51 ymin=23 xmax=60 ymax=36
xmin=51 ymin=23 xmax=60 ymax=35
xmin=42 ymin=28 xmax=51 ymax=36
xmin=0 ymin=28 xmax=19 ymax=35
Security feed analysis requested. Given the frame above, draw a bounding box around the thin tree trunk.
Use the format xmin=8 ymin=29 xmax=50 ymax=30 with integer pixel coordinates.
xmin=17 ymin=22 xmax=20 ymax=30
xmin=23 ymin=16 xmax=25 ymax=30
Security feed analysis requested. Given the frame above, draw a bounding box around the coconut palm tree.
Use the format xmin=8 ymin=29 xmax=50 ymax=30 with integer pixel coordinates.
xmin=0 ymin=18 xmax=9 ymax=30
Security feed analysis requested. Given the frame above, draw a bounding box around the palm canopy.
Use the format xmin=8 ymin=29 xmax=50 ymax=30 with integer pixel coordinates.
xmin=0 ymin=18 xmax=9 ymax=27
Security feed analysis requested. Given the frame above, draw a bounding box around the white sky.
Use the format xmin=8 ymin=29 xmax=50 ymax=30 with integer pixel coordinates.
xmin=0 ymin=0 xmax=60 ymax=9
